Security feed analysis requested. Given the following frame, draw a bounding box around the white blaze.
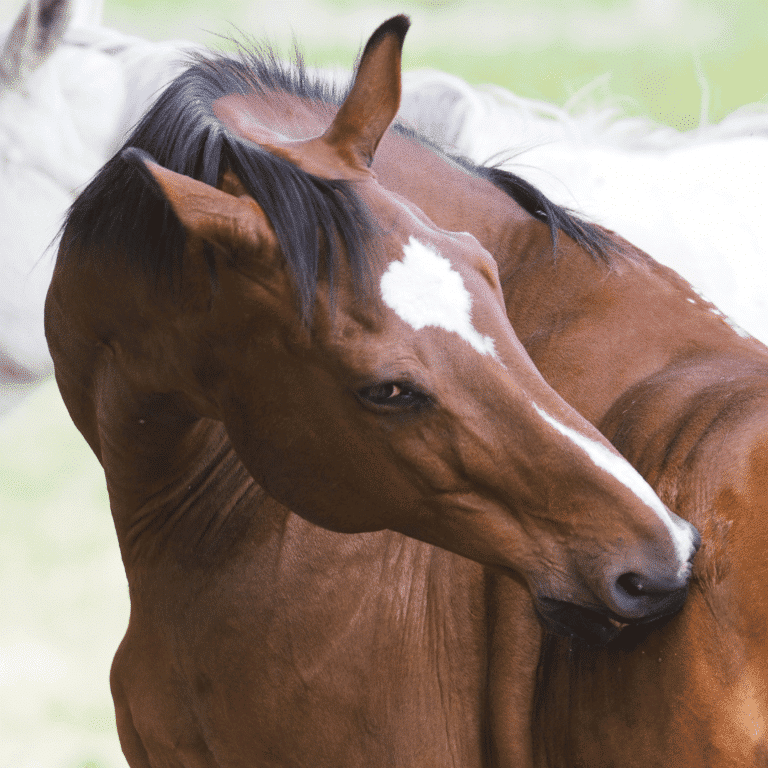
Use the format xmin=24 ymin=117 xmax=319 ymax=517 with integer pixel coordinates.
xmin=380 ymin=237 xmax=498 ymax=358
xmin=532 ymin=403 xmax=695 ymax=573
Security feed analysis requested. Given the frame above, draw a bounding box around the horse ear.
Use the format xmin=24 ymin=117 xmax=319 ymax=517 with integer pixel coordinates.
xmin=0 ymin=0 xmax=72 ymax=87
xmin=122 ymin=148 xmax=276 ymax=255
xmin=323 ymin=14 xmax=409 ymax=168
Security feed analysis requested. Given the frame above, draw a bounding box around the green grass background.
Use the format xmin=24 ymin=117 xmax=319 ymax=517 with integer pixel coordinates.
xmin=103 ymin=0 xmax=768 ymax=130
xmin=1 ymin=1 xmax=766 ymax=767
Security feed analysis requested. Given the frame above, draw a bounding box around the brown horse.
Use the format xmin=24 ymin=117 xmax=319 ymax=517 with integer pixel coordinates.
xmin=377 ymin=37 xmax=768 ymax=768
xmin=46 ymin=16 xmax=705 ymax=768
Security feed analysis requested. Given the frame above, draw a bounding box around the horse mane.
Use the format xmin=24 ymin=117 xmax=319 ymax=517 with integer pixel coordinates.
xmin=60 ymin=43 xmax=371 ymax=322
xmin=469 ymin=163 xmax=616 ymax=261
xmin=391 ymin=121 xmax=616 ymax=261
xmin=60 ymin=40 xmax=614 ymax=321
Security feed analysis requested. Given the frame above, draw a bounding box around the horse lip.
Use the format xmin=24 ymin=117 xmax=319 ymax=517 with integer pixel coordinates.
xmin=534 ymin=598 xmax=623 ymax=646
xmin=534 ymin=591 xmax=688 ymax=647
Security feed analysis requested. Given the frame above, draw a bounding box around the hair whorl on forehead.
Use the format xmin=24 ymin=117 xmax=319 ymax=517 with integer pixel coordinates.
xmin=59 ymin=45 xmax=373 ymax=323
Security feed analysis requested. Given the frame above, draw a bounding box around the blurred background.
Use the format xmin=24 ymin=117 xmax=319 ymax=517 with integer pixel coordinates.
xmin=1 ymin=1 xmax=766 ymax=767
xmin=100 ymin=0 xmax=766 ymax=128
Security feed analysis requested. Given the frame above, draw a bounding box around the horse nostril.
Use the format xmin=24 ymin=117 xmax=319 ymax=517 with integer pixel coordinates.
xmin=611 ymin=569 xmax=691 ymax=620
xmin=617 ymin=572 xmax=648 ymax=598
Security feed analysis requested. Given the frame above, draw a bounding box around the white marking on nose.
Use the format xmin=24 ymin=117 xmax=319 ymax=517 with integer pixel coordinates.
xmin=532 ymin=403 xmax=695 ymax=574
xmin=380 ymin=237 xmax=499 ymax=358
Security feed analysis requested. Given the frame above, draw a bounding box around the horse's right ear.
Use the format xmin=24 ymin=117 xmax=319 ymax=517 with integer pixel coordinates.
xmin=122 ymin=148 xmax=277 ymax=255
xmin=323 ymin=15 xmax=409 ymax=169
xmin=0 ymin=0 xmax=72 ymax=87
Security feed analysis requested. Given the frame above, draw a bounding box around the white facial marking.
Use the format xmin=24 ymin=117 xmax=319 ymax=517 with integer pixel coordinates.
xmin=532 ymin=403 xmax=695 ymax=573
xmin=380 ymin=237 xmax=499 ymax=358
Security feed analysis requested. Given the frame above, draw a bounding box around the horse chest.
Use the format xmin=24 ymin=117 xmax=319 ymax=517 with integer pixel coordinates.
xmin=116 ymin=518 xmax=488 ymax=767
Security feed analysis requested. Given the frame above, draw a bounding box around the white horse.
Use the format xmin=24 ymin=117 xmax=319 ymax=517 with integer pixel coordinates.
xmin=0 ymin=0 xmax=193 ymax=411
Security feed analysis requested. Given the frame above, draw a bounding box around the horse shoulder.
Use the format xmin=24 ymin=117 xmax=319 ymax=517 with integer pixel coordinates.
xmin=697 ymin=404 xmax=768 ymax=619
xmin=655 ymin=403 xmax=768 ymax=765
xmin=533 ymin=392 xmax=768 ymax=768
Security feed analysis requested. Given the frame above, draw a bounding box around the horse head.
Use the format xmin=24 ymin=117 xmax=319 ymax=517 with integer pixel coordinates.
xmin=52 ymin=16 xmax=699 ymax=644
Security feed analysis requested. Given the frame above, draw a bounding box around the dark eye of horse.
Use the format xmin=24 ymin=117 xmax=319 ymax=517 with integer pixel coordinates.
xmin=357 ymin=382 xmax=431 ymax=411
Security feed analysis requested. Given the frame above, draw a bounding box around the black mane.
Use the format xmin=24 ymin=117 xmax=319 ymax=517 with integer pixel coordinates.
xmin=391 ymin=123 xmax=615 ymax=261
xmin=472 ymin=163 xmax=616 ymax=261
xmin=61 ymin=45 xmax=369 ymax=322
xmin=60 ymin=41 xmax=613 ymax=321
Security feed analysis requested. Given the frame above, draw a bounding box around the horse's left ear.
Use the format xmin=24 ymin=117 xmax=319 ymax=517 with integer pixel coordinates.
xmin=323 ymin=15 xmax=410 ymax=168
xmin=122 ymin=148 xmax=276 ymax=255
xmin=0 ymin=0 xmax=72 ymax=87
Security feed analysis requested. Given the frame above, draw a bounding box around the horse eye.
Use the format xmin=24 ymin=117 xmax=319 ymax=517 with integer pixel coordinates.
xmin=357 ymin=382 xmax=431 ymax=411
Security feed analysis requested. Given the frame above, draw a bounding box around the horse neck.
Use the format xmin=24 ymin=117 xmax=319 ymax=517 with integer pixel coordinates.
xmin=374 ymin=129 xmax=545 ymax=266
xmin=375 ymin=132 xmax=667 ymax=423
xmin=534 ymin=368 xmax=768 ymax=767
xmin=99 ymin=369 xmax=260 ymax=568
xmin=502 ymin=232 xmax=768 ymax=430
xmin=378 ymin=129 xmax=768 ymax=424
xmin=46 ymin=259 xmax=264 ymax=581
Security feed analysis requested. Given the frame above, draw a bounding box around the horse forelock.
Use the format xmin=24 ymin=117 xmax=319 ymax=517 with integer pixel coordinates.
xmin=59 ymin=43 xmax=372 ymax=323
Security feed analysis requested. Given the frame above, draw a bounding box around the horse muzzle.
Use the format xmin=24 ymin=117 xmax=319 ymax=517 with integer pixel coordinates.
xmin=534 ymin=530 xmax=700 ymax=646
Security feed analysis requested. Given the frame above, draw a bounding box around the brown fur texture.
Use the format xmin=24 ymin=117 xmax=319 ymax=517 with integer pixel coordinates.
xmin=45 ymin=16 xmax=767 ymax=768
